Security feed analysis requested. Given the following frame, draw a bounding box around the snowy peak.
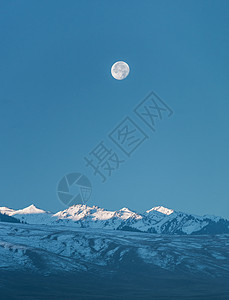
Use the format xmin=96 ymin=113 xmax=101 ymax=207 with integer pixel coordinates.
xmin=1 ymin=203 xmax=229 ymax=235
xmin=0 ymin=205 xmax=50 ymax=225
xmin=14 ymin=204 xmax=47 ymax=215
xmin=0 ymin=206 xmax=16 ymax=216
xmin=146 ymin=206 xmax=174 ymax=215
xmin=54 ymin=204 xmax=115 ymax=221
xmin=119 ymin=207 xmax=132 ymax=212
xmin=115 ymin=207 xmax=142 ymax=220
xmin=54 ymin=205 xmax=141 ymax=224
xmin=0 ymin=205 xmax=47 ymax=216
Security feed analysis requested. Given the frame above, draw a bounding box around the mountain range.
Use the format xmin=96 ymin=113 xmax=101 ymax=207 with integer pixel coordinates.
xmin=1 ymin=204 xmax=229 ymax=299
xmin=1 ymin=204 xmax=229 ymax=235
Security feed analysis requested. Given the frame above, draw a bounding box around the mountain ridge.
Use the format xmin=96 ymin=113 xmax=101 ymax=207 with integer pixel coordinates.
xmin=1 ymin=204 xmax=229 ymax=235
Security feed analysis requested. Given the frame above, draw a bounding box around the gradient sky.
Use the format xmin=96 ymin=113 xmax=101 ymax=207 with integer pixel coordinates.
xmin=0 ymin=0 xmax=229 ymax=218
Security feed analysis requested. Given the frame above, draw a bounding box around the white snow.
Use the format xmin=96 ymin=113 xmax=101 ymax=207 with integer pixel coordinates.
xmin=1 ymin=203 xmax=228 ymax=235
xmin=146 ymin=206 xmax=174 ymax=215
xmin=13 ymin=204 xmax=47 ymax=215
xmin=0 ymin=206 xmax=16 ymax=216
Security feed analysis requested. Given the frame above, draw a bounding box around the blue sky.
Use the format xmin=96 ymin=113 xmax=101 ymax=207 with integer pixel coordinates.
xmin=0 ymin=0 xmax=229 ymax=218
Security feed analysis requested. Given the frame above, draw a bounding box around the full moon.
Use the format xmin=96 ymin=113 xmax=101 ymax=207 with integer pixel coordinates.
xmin=111 ymin=61 xmax=130 ymax=80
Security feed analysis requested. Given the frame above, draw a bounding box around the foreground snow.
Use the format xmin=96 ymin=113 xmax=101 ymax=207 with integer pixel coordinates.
xmin=0 ymin=222 xmax=229 ymax=278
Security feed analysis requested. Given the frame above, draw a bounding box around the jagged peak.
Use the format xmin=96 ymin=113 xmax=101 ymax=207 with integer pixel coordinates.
xmin=119 ymin=207 xmax=133 ymax=212
xmin=146 ymin=206 xmax=174 ymax=215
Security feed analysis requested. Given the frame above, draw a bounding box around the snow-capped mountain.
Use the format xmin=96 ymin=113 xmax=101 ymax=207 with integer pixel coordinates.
xmin=53 ymin=205 xmax=143 ymax=229
xmin=1 ymin=206 xmax=229 ymax=298
xmin=0 ymin=204 xmax=54 ymax=225
xmin=13 ymin=204 xmax=47 ymax=215
xmin=0 ymin=204 xmax=48 ymax=218
xmin=1 ymin=204 xmax=229 ymax=235
xmin=146 ymin=205 xmax=174 ymax=215
xmin=0 ymin=206 xmax=16 ymax=216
